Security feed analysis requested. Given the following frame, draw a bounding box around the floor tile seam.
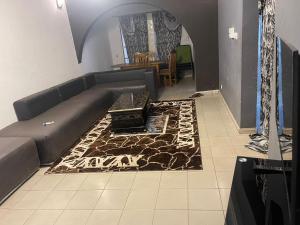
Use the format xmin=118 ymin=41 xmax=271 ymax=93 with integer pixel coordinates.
xmin=186 ymin=169 xmax=190 ymax=225
xmin=13 ymin=191 xmax=51 ymax=210
xmin=65 ymin=189 xmax=103 ymax=211
xmin=215 ymin=166 xmax=226 ymax=212
xmin=52 ymin=209 xmax=93 ymax=225
xmin=83 ymin=209 xmax=94 ymax=225
xmin=38 ymin=189 xmax=101 ymax=210
xmin=14 ymin=208 xmax=35 ymax=225
xmin=0 ymin=192 xmax=30 ymax=210
xmin=21 ymin=175 xmax=43 ymax=191
xmin=152 ymin=169 xmax=163 ymax=225
xmin=46 ymin=176 xmax=66 ymax=192
xmin=117 ymin=175 xmax=136 ymax=225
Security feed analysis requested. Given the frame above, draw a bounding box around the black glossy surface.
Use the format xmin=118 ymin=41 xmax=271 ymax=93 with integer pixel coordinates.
xmin=109 ymin=91 xmax=149 ymax=133
xmin=226 ymin=157 xmax=291 ymax=225
xmin=290 ymin=51 xmax=300 ymax=225
xmin=108 ymin=90 xmax=149 ymax=112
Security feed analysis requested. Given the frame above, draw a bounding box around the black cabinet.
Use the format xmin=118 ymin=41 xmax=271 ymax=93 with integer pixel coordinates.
xmin=225 ymin=157 xmax=291 ymax=225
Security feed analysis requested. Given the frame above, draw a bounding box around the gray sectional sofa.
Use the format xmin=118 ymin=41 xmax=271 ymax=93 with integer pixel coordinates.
xmin=0 ymin=68 xmax=157 ymax=203
xmin=0 ymin=137 xmax=40 ymax=204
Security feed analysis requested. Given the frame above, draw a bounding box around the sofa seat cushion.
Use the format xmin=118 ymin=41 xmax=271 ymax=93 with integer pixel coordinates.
xmin=57 ymin=78 xmax=85 ymax=101
xmin=67 ymin=87 xmax=111 ymax=106
xmin=0 ymin=137 xmax=39 ymax=203
xmin=0 ymin=90 xmax=113 ymax=165
xmin=61 ymin=88 xmax=114 ymax=131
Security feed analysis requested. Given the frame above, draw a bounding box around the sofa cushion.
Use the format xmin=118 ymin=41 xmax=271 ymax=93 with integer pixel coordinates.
xmin=68 ymin=87 xmax=111 ymax=105
xmin=65 ymin=89 xmax=114 ymax=131
xmin=94 ymin=69 xmax=146 ymax=84
xmin=58 ymin=78 xmax=85 ymax=101
xmin=13 ymin=88 xmax=61 ymax=121
xmin=96 ymin=80 xmax=146 ymax=90
xmin=0 ymin=90 xmax=113 ymax=165
xmin=94 ymin=80 xmax=146 ymax=99
xmin=92 ymin=68 xmax=157 ymax=100
xmin=83 ymin=74 xmax=96 ymax=89
xmin=0 ymin=137 xmax=40 ymax=203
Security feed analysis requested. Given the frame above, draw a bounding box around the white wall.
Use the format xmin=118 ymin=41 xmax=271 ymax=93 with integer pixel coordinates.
xmin=107 ymin=18 xmax=124 ymax=66
xmin=0 ymin=0 xmax=82 ymax=129
xmin=81 ymin=19 xmax=113 ymax=73
xmin=147 ymin=13 xmax=158 ymax=59
xmin=181 ymin=26 xmax=194 ymax=57
xmin=276 ymin=0 xmax=300 ymax=50
xmin=81 ymin=10 xmax=195 ymax=72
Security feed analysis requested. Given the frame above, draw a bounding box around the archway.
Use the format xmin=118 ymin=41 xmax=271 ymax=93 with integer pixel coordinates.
xmin=81 ymin=3 xmax=196 ymax=97
xmin=65 ymin=0 xmax=218 ymax=91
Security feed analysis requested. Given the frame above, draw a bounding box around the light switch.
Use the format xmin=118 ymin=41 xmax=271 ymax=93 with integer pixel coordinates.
xmin=229 ymin=27 xmax=238 ymax=40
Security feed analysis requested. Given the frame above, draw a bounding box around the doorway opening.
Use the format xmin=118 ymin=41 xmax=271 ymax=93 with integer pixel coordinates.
xmin=81 ymin=4 xmax=196 ymax=100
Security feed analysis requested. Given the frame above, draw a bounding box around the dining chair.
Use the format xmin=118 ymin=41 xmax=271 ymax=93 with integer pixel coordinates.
xmin=159 ymin=51 xmax=177 ymax=86
xmin=147 ymin=52 xmax=156 ymax=62
xmin=134 ymin=52 xmax=148 ymax=64
xmin=133 ymin=52 xmax=141 ymax=63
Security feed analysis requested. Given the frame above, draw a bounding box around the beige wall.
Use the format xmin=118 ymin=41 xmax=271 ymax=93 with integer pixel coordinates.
xmin=81 ymin=18 xmax=113 ymax=72
xmin=107 ymin=18 xmax=124 ymax=66
xmin=181 ymin=26 xmax=194 ymax=58
xmin=276 ymin=0 xmax=300 ymax=50
xmin=84 ymin=15 xmax=194 ymax=70
xmin=0 ymin=0 xmax=82 ymax=129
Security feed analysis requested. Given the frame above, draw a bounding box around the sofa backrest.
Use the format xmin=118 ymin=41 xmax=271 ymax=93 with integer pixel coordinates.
xmin=94 ymin=69 xmax=146 ymax=84
xmin=12 ymin=69 xmax=157 ymax=121
xmin=13 ymin=88 xmax=62 ymax=121
xmin=57 ymin=78 xmax=85 ymax=101
xmin=82 ymin=73 xmax=96 ymax=89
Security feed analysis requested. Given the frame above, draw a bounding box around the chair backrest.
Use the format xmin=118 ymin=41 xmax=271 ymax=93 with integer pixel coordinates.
xmin=134 ymin=52 xmax=157 ymax=64
xmin=147 ymin=52 xmax=156 ymax=62
xmin=168 ymin=51 xmax=177 ymax=75
xmin=134 ymin=52 xmax=148 ymax=64
xmin=176 ymin=45 xmax=193 ymax=64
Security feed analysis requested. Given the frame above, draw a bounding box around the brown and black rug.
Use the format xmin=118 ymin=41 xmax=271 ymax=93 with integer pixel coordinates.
xmin=46 ymin=99 xmax=202 ymax=174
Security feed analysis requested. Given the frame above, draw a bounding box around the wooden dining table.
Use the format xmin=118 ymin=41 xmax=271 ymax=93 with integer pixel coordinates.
xmin=111 ymin=60 xmax=166 ymax=86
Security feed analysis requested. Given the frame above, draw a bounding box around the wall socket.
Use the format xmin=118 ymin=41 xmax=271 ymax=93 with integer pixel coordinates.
xmin=220 ymin=84 xmax=223 ymax=90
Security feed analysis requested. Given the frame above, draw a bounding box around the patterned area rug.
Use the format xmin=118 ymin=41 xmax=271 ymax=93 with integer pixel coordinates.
xmin=46 ymin=99 xmax=202 ymax=174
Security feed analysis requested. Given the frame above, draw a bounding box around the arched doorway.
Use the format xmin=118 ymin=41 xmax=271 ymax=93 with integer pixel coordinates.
xmin=81 ymin=3 xmax=196 ymax=99
xmin=65 ymin=0 xmax=219 ymax=91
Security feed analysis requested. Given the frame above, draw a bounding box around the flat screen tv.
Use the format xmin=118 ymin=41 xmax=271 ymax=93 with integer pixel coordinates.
xmin=289 ymin=44 xmax=300 ymax=225
xmin=279 ymin=38 xmax=300 ymax=225
xmin=225 ymin=38 xmax=300 ymax=225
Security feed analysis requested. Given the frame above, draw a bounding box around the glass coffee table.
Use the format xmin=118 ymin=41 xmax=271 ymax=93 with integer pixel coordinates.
xmin=108 ymin=90 xmax=150 ymax=133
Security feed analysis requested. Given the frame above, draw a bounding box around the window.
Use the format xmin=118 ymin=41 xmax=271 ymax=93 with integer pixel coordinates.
xmin=120 ymin=28 xmax=130 ymax=64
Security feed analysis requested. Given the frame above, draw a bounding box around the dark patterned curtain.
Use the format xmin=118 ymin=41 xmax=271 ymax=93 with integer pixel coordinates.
xmin=247 ymin=0 xmax=276 ymax=153
xmin=247 ymin=0 xmax=292 ymax=153
xmin=152 ymin=11 xmax=182 ymax=61
xmin=119 ymin=14 xmax=148 ymax=63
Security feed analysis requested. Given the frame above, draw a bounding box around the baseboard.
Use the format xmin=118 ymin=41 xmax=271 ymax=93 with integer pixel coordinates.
xmin=239 ymin=128 xmax=256 ymax=134
xmin=195 ymin=90 xmax=220 ymax=96
xmin=220 ymin=93 xmax=255 ymax=135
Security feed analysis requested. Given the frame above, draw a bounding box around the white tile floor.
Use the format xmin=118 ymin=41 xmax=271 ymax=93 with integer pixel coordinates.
xmin=0 ymin=79 xmax=267 ymax=225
